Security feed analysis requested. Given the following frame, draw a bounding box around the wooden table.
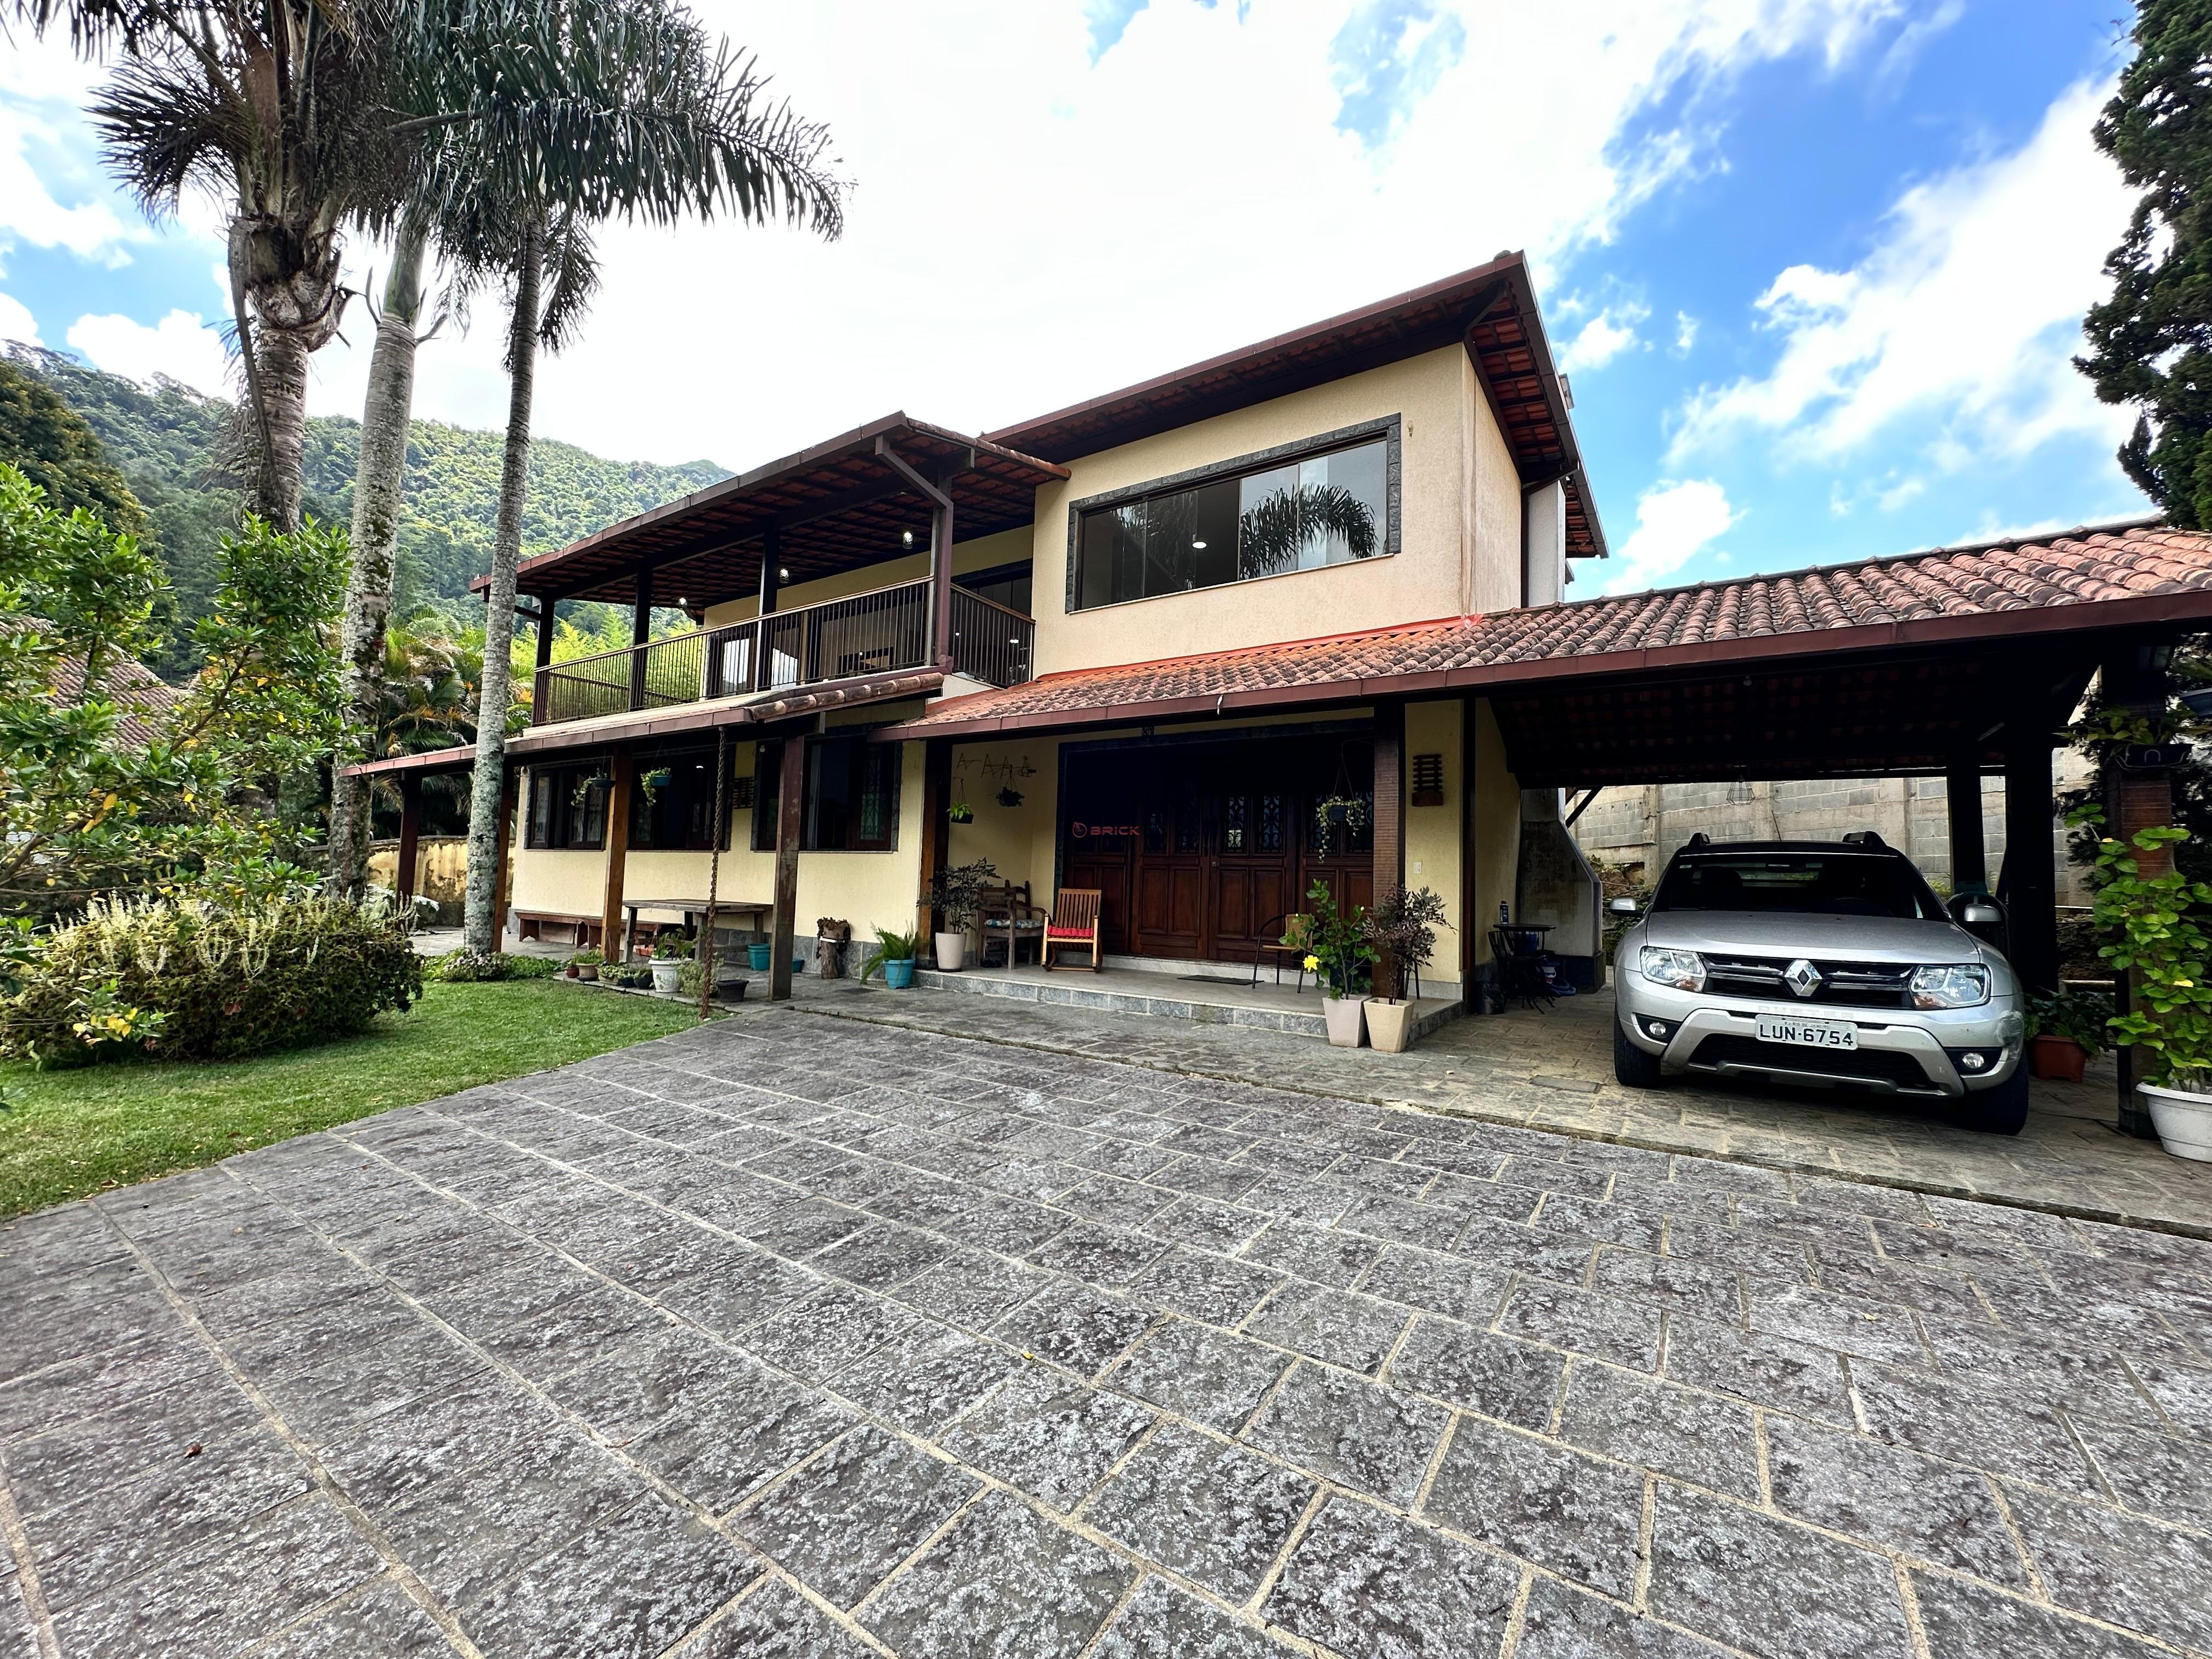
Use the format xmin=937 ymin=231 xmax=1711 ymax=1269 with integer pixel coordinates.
xmin=621 ymin=897 xmax=774 ymax=960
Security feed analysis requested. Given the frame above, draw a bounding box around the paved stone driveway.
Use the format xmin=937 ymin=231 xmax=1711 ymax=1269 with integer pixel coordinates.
xmin=3 ymin=1006 xmax=2210 ymax=1659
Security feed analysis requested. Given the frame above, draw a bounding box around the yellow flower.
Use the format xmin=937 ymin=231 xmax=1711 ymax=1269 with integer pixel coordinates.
xmin=1304 ymin=953 xmax=1321 ymax=973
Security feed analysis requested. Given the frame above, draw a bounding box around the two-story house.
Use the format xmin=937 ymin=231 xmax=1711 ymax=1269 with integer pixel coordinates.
xmin=442 ymin=252 xmax=1598 ymax=1004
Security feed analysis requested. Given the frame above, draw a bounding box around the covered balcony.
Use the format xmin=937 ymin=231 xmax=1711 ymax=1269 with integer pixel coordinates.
xmin=477 ymin=412 xmax=1068 ymax=734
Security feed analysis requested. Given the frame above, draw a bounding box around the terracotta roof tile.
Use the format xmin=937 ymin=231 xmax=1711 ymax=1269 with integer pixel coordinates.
xmin=894 ymin=521 xmax=2211 ymax=735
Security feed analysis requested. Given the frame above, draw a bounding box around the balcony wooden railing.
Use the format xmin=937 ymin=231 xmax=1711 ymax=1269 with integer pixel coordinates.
xmin=531 ymin=576 xmax=1036 ymax=728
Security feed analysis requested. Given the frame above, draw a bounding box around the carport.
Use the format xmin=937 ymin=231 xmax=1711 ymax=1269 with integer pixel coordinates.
xmin=890 ymin=519 xmax=2212 ymax=1139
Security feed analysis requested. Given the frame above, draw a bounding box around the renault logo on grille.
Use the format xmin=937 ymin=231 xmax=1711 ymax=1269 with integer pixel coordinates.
xmin=1784 ymin=959 xmax=1823 ymax=998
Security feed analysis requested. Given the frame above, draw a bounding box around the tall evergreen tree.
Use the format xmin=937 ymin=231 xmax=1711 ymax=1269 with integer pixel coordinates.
xmin=2079 ymin=1 xmax=2212 ymax=525
xmin=0 ymin=359 xmax=149 ymax=541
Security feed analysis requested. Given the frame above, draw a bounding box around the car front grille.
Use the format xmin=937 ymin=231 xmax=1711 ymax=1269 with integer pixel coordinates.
xmin=1686 ymin=1034 xmax=1942 ymax=1092
xmin=1703 ymin=956 xmax=1916 ymax=1009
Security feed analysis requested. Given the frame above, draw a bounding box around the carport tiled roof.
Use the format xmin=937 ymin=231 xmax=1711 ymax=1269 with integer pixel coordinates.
xmin=891 ymin=519 xmax=2212 ymax=737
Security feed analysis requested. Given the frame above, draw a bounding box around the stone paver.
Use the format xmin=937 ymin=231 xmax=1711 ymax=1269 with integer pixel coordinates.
xmin=3 ymin=1001 xmax=2210 ymax=1657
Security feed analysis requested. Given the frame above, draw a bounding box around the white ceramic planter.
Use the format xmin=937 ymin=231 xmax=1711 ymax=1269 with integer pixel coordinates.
xmin=934 ymin=932 xmax=967 ymax=972
xmin=1366 ymin=998 xmax=1413 ymax=1053
xmin=650 ymin=959 xmax=683 ymax=995
xmin=1322 ymin=995 xmax=1368 ymax=1048
xmin=2141 ymin=1082 xmax=2212 ymax=1161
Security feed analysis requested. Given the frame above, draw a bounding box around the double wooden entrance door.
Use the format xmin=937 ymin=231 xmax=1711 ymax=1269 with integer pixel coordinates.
xmin=1059 ymin=733 xmax=1374 ymax=964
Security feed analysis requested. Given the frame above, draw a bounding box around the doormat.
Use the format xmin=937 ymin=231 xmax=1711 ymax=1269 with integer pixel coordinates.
xmin=1178 ymin=975 xmax=1253 ymax=986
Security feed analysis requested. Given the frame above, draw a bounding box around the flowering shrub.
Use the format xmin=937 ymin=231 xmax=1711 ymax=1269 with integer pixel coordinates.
xmin=2 ymin=893 xmax=421 ymax=1063
xmin=2084 ymin=814 xmax=2212 ymax=1091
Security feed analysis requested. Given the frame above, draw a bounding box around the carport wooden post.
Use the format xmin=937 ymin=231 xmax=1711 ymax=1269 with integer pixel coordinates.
xmin=770 ymin=733 xmax=808 ymax=1001
xmin=491 ymin=766 xmax=517 ymax=949
xmin=919 ymin=738 xmax=952 ymax=942
xmin=2104 ymin=646 xmax=2176 ymax=1139
xmin=2002 ymin=734 xmax=2059 ymax=996
xmin=1945 ymin=760 xmax=1987 ymax=894
xmin=1373 ymin=702 xmax=1404 ymax=894
xmin=395 ymin=773 xmax=422 ymax=902
xmin=600 ymin=753 xmax=635 ymax=963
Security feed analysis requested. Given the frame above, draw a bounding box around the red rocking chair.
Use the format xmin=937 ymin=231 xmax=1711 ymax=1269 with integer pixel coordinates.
xmin=1043 ymin=888 xmax=1104 ymax=971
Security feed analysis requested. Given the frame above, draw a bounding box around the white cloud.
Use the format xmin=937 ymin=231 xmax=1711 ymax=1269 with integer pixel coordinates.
xmin=66 ymin=309 xmax=232 ymax=393
xmin=0 ymin=290 xmax=40 ymax=347
xmin=1669 ymin=76 xmax=2134 ymax=470
xmin=278 ymin=0 xmax=1923 ymax=459
xmin=1673 ymin=311 xmax=1699 ymax=354
xmin=1559 ymin=303 xmax=1649 ymax=373
xmin=0 ymin=35 xmax=144 ymax=269
xmin=1605 ymin=477 xmax=1740 ymax=592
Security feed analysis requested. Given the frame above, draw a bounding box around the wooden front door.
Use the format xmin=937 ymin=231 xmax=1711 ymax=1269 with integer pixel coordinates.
xmin=1060 ymin=734 xmax=1372 ymax=966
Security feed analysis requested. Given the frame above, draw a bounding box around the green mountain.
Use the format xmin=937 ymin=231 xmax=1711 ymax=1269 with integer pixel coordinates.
xmin=6 ymin=346 xmax=727 ymax=678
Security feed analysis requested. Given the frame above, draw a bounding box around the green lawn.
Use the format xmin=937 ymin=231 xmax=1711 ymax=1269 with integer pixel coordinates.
xmin=0 ymin=978 xmax=703 ymax=1221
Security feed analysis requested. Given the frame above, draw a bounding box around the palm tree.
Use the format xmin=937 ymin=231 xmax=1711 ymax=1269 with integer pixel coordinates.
xmin=439 ymin=9 xmax=843 ymax=952
xmin=329 ymin=0 xmax=839 ymax=894
xmin=1236 ymin=483 xmax=1378 ymax=578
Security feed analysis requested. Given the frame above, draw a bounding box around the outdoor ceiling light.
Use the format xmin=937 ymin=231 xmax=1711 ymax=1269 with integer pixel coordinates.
xmin=1639 ymin=946 xmax=1706 ymax=992
xmin=903 ymin=530 xmax=915 ymax=546
xmin=1911 ymin=964 xmax=1989 ymax=1009
xmin=1192 ymin=539 xmax=1208 ymax=550
xmin=778 ymin=567 xmax=790 ymax=581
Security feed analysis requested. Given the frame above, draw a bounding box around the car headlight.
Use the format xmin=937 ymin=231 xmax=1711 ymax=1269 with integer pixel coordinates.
xmin=1911 ymin=964 xmax=1990 ymax=1009
xmin=1639 ymin=947 xmax=1706 ymax=992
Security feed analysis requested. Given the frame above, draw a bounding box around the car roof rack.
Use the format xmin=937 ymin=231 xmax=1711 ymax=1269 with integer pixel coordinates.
xmin=1841 ymin=831 xmax=1887 ymax=848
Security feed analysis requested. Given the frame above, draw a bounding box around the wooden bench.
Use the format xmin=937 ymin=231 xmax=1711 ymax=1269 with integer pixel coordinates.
xmin=515 ymin=911 xmax=602 ymax=948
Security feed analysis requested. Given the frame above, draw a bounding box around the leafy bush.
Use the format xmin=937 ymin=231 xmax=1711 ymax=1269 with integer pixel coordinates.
xmin=862 ymin=925 xmax=919 ymax=981
xmin=435 ymin=949 xmax=555 ymax=982
xmin=2 ymin=893 xmax=422 ymax=1063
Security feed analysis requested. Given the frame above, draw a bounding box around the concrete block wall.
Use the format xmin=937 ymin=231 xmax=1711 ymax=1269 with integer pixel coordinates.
xmin=1571 ymin=755 xmax=2094 ymax=904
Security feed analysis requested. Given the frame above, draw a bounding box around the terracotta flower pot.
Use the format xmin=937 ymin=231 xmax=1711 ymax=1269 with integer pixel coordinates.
xmin=2027 ymin=1034 xmax=2086 ymax=1084
xmin=1322 ymin=995 xmax=1367 ymax=1048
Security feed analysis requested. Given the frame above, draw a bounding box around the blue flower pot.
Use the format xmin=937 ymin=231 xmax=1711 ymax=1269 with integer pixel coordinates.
xmin=884 ymin=959 xmax=916 ymax=989
xmin=747 ymin=943 xmax=771 ymax=971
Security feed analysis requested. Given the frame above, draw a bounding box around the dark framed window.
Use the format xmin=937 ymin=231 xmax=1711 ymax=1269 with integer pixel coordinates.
xmin=525 ymin=762 xmax=610 ymax=850
xmin=753 ymin=737 xmax=903 ymax=852
xmin=1072 ymin=433 xmax=1390 ymax=611
xmin=630 ymin=750 xmax=733 ymax=851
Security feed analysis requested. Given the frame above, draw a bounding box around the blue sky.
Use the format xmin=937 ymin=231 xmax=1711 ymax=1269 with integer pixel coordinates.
xmin=0 ymin=0 xmax=2150 ymax=597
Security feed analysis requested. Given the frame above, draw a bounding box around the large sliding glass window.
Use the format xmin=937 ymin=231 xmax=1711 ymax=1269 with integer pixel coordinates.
xmin=1074 ymin=435 xmax=1389 ymax=611
xmin=752 ymin=737 xmax=902 ymax=852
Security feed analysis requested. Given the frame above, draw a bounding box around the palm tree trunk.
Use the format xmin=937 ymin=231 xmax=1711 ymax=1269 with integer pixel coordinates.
xmin=329 ymin=213 xmax=431 ymax=896
xmin=244 ymin=322 xmax=312 ymax=532
xmin=463 ymin=218 xmax=542 ymax=953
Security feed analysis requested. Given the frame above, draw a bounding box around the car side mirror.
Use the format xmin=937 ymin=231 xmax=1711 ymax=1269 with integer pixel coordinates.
xmin=1607 ymin=898 xmax=1640 ymax=915
xmin=1948 ymin=892 xmax=2006 ymax=947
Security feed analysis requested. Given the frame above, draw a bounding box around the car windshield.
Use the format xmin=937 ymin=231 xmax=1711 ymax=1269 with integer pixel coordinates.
xmin=1651 ymin=853 xmax=1946 ymax=920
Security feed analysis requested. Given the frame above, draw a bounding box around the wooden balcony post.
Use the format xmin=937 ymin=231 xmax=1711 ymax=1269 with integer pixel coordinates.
xmin=919 ymin=737 xmax=951 ymax=940
xmin=396 ymin=772 xmax=422 ymax=902
xmin=628 ymin=571 xmax=651 ymax=710
xmin=930 ymin=496 xmax=956 ymax=675
xmin=770 ymin=733 xmax=808 ymax=1001
xmin=600 ymin=753 xmax=634 ymax=962
xmin=533 ymin=598 xmax=555 ymax=725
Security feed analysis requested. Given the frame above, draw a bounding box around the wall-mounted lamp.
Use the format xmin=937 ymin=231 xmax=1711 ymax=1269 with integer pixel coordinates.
xmin=778 ymin=566 xmax=790 ymax=582
xmin=902 ymin=530 xmax=915 ymax=548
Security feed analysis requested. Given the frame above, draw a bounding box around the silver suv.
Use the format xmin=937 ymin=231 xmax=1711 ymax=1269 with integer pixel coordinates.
xmin=1612 ymin=834 xmax=2029 ymax=1133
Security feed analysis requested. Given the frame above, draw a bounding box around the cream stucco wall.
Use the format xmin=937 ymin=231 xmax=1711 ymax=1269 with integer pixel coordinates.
xmin=1027 ymin=346 xmax=1523 ymax=673
xmin=1402 ymin=698 xmax=1464 ymax=990
xmin=699 ymin=527 xmax=1031 ymax=628
xmin=1467 ymin=697 xmax=1523 ymax=969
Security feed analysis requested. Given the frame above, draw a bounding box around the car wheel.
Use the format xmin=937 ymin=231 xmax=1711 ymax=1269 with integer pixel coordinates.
xmin=1959 ymin=1069 xmax=2029 ymax=1135
xmin=1613 ymin=1020 xmax=1664 ymax=1088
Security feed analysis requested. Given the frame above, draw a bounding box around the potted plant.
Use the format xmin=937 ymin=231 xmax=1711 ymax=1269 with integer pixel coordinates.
xmin=650 ymin=929 xmax=693 ymax=995
xmin=1362 ymin=885 xmax=1451 ymax=1053
xmin=864 ymin=925 xmax=921 ymax=989
xmin=1302 ymin=879 xmax=1374 ymax=1047
xmin=565 ymin=950 xmax=601 ymax=983
xmin=926 ymin=859 xmax=997 ymax=972
xmin=1312 ymin=794 xmax=1370 ymax=857
xmin=947 ymin=800 xmax=975 ymax=825
xmin=2086 ymin=814 xmax=2212 ymax=1159
xmin=2026 ymin=986 xmax=2112 ymax=1083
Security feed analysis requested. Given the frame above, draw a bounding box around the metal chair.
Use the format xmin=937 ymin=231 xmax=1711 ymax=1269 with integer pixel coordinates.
xmin=1253 ymin=912 xmax=1313 ymax=990
xmin=1489 ymin=926 xmax=1556 ymax=1011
